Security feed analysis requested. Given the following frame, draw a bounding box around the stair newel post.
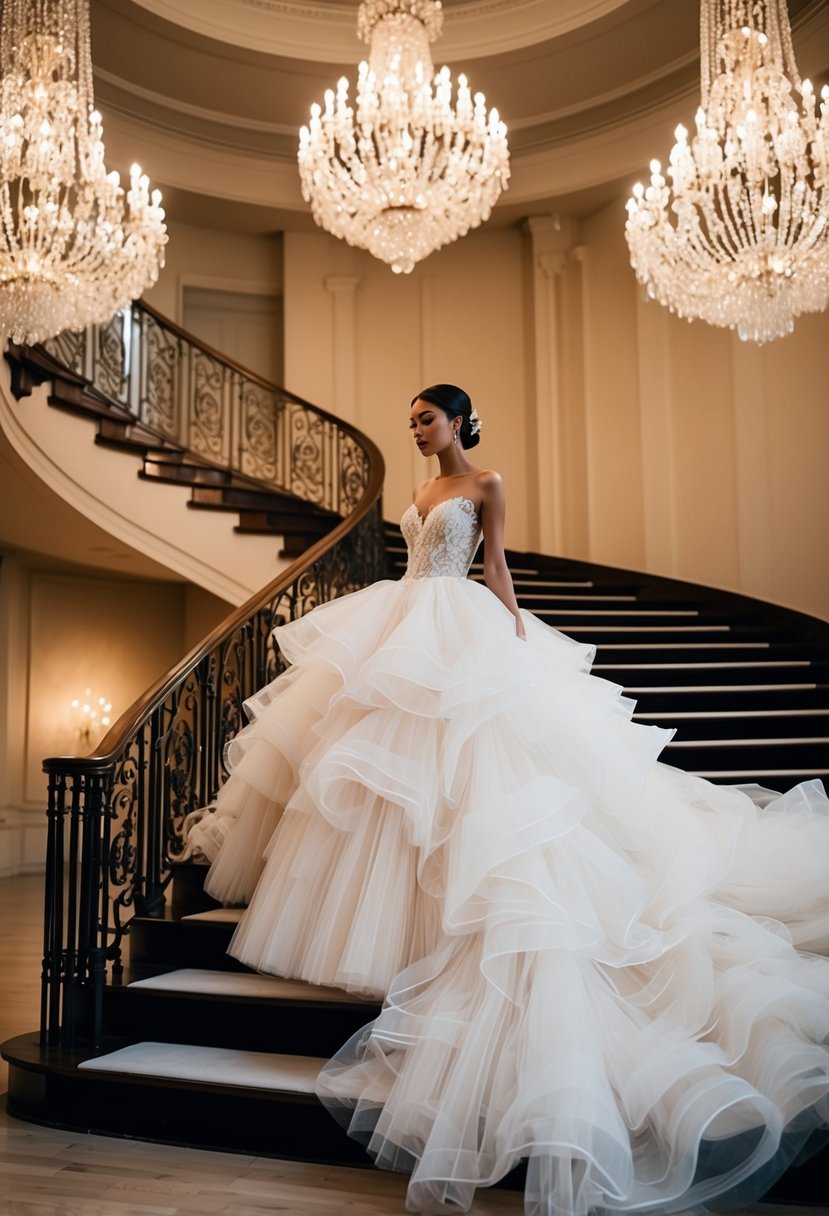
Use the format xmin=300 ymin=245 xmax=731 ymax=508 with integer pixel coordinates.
xmin=40 ymin=766 xmax=67 ymax=1045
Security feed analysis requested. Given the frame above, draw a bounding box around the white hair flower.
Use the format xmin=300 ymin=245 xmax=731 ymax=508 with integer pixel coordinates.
xmin=469 ymin=407 xmax=482 ymax=436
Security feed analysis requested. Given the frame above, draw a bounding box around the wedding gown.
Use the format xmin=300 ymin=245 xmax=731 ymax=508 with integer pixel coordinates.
xmin=193 ymin=495 xmax=829 ymax=1216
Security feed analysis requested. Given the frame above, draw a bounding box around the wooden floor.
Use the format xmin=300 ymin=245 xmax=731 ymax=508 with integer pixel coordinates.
xmin=0 ymin=874 xmax=42 ymax=1096
xmin=1 ymin=874 xmax=826 ymax=1216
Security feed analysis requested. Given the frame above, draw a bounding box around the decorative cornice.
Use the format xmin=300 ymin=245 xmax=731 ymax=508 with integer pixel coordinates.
xmin=127 ymin=0 xmax=631 ymax=62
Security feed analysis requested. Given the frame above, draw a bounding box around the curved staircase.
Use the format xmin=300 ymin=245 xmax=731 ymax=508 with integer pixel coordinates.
xmin=4 ymin=304 xmax=349 ymax=571
xmin=2 ymin=316 xmax=829 ymax=1207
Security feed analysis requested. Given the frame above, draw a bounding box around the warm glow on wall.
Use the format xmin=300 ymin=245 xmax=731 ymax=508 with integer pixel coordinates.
xmin=69 ymin=688 xmax=113 ymax=747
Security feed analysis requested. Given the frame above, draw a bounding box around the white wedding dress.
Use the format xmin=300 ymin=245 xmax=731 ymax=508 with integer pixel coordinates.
xmin=193 ymin=495 xmax=829 ymax=1216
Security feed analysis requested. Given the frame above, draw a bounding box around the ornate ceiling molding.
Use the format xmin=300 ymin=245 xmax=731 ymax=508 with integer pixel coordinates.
xmin=127 ymin=0 xmax=631 ymax=62
xmin=96 ymin=83 xmax=699 ymax=214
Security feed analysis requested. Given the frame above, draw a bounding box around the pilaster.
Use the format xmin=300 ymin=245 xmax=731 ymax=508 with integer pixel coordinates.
xmin=526 ymin=215 xmax=580 ymax=554
xmin=324 ymin=275 xmax=361 ymax=424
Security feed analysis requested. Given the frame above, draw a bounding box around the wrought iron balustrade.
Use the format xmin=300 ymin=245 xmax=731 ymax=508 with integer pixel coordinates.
xmin=38 ymin=301 xmax=368 ymax=515
xmin=6 ymin=305 xmax=385 ymax=1048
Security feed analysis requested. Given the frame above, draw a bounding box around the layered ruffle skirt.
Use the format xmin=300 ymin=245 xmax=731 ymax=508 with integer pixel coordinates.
xmin=194 ymin=575 xmax=829 ymax=1215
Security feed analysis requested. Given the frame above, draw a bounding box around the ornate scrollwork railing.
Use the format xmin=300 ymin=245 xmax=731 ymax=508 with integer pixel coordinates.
xmin=18 ymin=303 xmax=386 ymax=1047
xmin=38 ymin=301 xmax=371 ymax=514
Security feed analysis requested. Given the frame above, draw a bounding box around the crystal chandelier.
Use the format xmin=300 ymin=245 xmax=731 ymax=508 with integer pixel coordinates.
xmin=297 ymin=0 xmax=510 ymax=274
xmin=0 ymin=0 xmax=167 ymax=346
xmin=625 ymin=0 xmax=829 ymax=344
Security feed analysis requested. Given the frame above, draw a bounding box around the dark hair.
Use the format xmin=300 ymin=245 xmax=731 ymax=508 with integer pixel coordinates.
xmin=411 ymin=383 xmax=480 ymax=449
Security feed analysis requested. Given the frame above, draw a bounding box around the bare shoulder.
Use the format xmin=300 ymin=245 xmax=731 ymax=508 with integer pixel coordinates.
xmin=475 ymin=469 xmax=504 ymax=496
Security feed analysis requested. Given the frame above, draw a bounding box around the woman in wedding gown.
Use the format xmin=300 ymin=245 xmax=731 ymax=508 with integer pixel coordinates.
xmin=190 ymin=385 xmax=829 ymax=1216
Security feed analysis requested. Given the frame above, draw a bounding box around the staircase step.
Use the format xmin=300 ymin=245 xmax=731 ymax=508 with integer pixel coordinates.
xmin=79 ymin=1040 xmax=322 ymax=1094
xmin=627 ymin=681 xmax=821 ymax=696
xmin=608 ymin=664 xmax=815 ymax=688
xmin=104 ymin=969 xmax=380 ymax=1054
xmin=594 ymin=643 xmax=810 ymax=660
xmin=632 ymin=688 xmax=829 ymax=714
xmin=140 ymin=461 xmax=237 ymax=489
xmin=665 ymin=740 xmax=829 ymax=772
xmin=191 ymin=484 xmax=337 ymax=520
xmin=1 ymin=1031 xmax=369 ymax=1165
xmin=638 ymin=710 xmax=829 ymax=741
xmin=169 ymin=858 xmax=221 ymax=914
xmin=128 ymin=968 xmax=367 ymax=1005
xmin=693 ymin=770 xmax=829 ymax=791
xmin=182 ymin=906 xmax=245 ymax=924
xmin=234 ymin=510 xmax=334 ymax=533
xmin=95 ymin=416 xmax=181 ymax=454
xmin=129 ymin=910 xmax=248 ymax=973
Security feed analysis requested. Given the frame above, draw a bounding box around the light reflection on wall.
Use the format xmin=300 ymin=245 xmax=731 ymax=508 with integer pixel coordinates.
xmin=26 ymin=574 xmax=186 ymax=804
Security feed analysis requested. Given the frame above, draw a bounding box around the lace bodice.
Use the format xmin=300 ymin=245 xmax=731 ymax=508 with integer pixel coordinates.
xmin=400 ymin=496 xmax=481 ymax=579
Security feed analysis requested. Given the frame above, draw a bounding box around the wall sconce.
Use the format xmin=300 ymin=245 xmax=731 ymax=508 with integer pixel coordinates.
xmin=69 ymin=688 xmax=113 ymax=748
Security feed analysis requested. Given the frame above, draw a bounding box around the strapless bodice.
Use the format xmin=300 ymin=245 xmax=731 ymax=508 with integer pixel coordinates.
xmin=400 ymin=496 xmax=481 ymax=579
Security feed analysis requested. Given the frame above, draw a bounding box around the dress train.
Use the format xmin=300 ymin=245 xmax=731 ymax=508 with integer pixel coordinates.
xmin=191 ymin=497 xmax=829 ymax=1214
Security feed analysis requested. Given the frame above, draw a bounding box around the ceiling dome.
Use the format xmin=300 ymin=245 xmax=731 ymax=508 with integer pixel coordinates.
xmin=90 ymin=0 xmax=829 ymax=232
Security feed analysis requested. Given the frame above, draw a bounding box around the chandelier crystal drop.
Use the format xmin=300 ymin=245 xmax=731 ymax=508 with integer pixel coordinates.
xmin=0 ymin=0 xmax=167 ymax=345
xmin=297 ymin=0 xmax=510 ymax=274
xmin=625 ymin=0 xmax=829 ymax=344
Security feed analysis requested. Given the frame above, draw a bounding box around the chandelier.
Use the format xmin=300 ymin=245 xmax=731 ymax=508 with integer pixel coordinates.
xmin=297 ymin=0 xmax=510 ymax=274
xmin=0 ymin=0 xmax=167 ymax=346
xmin=625 ymin=0 xmax=829 ymax=344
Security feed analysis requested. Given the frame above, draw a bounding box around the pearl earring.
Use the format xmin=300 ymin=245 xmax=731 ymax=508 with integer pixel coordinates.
xmin=453 ymin=429 xmax=458 ymax=445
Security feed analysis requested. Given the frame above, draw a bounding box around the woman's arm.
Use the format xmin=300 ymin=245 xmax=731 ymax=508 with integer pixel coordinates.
xmin=479 ymin=472 xmax=526 ymax=640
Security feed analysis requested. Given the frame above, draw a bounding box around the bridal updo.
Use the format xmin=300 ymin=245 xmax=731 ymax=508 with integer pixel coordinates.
xmin=412 ymin=384 xmax=482 ymax=449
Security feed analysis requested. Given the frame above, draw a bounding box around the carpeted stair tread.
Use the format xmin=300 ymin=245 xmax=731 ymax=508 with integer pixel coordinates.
xmin=182 ymin=907 xmax=246 ymax=924
xmin=127 ymin=968 xmax=376 ymax=1004
xmin=78 ymin=1041 xmax=323 ymax=1093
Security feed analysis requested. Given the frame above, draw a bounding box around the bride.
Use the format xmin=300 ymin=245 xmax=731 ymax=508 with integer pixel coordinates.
xmin=190 ymin=384 xmax=829 ymax=1216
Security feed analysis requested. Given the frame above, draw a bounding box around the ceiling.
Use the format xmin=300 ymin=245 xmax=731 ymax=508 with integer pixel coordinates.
xmin=89 ymin=0 xmax=829 ymax=232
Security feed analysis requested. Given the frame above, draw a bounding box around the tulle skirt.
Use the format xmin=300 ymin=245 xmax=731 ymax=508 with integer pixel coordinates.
xmin=193 ymin=574 xmax=829 ymax=1215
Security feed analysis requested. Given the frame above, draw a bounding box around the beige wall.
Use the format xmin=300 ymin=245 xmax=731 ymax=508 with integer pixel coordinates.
xmin=280 ymin=209 xmax=829 ymax=621
xmin=575 ymin=199 xmax=829 ymax=619
xmin=284 ymin=228 xmax=531 ymax=550
xmin=0 ymin=556 xmax=230 ymax=875
xmin=144 ymin=220 xmax=283 ymax=327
